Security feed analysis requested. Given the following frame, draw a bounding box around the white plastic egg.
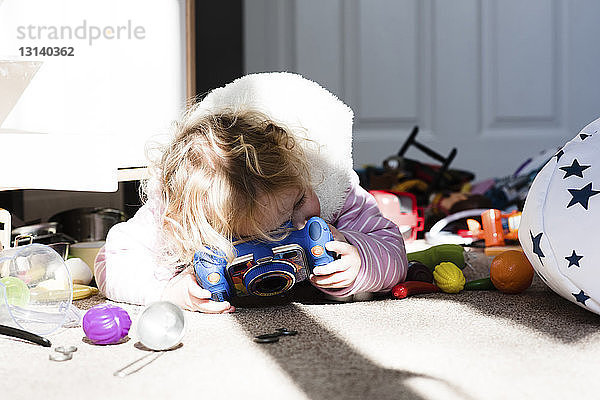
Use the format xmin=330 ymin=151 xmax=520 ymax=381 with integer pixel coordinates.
xmin=65 ymin=257 xmax=93 ymax=285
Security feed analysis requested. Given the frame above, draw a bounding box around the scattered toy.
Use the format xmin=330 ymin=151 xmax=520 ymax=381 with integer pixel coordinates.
xmin=55 ymin=345 xmax=77 ymax=354
xmin=83 ymin=303 xmax=132 ymax=345
xmin=49 ymin=345 xmax=78 ymax=362
xmin=405 ymin=261 xmax=434 ymax=283
xmin=136 ymin=301 xmax=185 ymax=351
xmin=483 ymin=245 xmax=523 ymax=257
xmin=254 ymin=328 xmax=298 ymax=344
xmin=391 ymin=281 xmax=441 ymax=299
xmin=113 ymin=302 xmax=185 ymax=378
xmin=0 ymin=276 xmax=30 ymax=306
xmin=489 ymin=250 xmax=533 ymax=294
xmin=432 ymin=262 xmax=465 ymax=293
xmin=276 ymin=328 xmax=298 ymax=336
xmin=254 ymin=336 xmax=279 ymax=344
xmin=49 ymin=352 xmax=72 ymax=362
xmin=464 ymin=277 xmax=496 ymax=291
xmin=369 ymin=190 xmax=424 ymax=242
xmin=407 ymin=244 xmax=466 ymax=271
xmin=255 ymin=333 xmax=281 ymax=340
xmin=73 ymin=284 xmax=99 ymax=300
xmin=0 ymin=324 xmax=51 ymax=347
xmin=466 ymin=209 xmax=521 ymax=247
xmin=114 ymin=351 xmax=166 ymax=377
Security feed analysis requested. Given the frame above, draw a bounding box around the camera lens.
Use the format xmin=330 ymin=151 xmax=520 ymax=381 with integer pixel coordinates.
xmin=255 ymin=276 xmax=288 ymax=294
xmin=244 ymin=262 xmax=296 ymax=297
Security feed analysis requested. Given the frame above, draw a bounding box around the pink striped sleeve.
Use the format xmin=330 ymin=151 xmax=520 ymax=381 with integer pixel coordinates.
xmin=316 ymin=182 xmax=408 ymax=297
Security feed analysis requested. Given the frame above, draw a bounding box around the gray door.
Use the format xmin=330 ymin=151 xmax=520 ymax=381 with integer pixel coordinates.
xmin=244 ymin=0 xmax=600 ymax=181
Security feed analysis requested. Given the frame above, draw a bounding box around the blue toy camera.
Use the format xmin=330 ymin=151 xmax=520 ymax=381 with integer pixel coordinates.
xmin=193 ymin=216 xmax=335 ymax=302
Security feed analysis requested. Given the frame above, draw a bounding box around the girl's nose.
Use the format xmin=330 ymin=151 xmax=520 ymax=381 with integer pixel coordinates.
xmin=292 ymin=212 xmax=318 ymax=230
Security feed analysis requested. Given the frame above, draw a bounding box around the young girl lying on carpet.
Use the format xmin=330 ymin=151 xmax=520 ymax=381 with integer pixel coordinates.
xmin=95 ymin=72 xmax=407 ymax=313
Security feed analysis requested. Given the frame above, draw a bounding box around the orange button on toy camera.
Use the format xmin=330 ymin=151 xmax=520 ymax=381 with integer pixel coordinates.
xmin=311 ymin=246 xmax=324 ymax=257
xmin=207 ymin=272 xmax=221 ymax=284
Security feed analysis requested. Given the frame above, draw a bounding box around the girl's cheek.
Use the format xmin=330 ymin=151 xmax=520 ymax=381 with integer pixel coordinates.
xmin=297 ymin=194 xmax=321 ymax=226
xmin=307 ymin=191 xmax=321 ymax=217
xmin=290 ymin=189 xmax=321 ymax=229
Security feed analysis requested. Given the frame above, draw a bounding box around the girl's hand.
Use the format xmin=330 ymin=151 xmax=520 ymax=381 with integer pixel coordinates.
xmin=161 ymin=269 xmax=235 ymax=313
xmin=310 ymin=240 xmax=361 ymax=289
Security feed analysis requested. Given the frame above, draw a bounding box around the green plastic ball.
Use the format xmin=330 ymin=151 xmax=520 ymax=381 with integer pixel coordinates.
xmin=0 ymin=276 xmax=31 ymax=306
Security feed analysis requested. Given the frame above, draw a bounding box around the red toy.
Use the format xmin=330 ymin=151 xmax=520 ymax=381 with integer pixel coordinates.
xmin=392 ymin=281 xmax=441 ymax=299
xmin=369 ymin=190 xmax=424 ymax=241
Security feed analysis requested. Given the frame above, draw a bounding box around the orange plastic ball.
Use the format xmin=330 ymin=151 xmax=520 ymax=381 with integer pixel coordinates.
xmin=490 ymin=250 xmax=534 ymax=294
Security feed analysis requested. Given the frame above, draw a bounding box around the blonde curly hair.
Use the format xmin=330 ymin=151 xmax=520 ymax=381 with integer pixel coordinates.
xmin=143 ymin=107 xmax=312 ymax=269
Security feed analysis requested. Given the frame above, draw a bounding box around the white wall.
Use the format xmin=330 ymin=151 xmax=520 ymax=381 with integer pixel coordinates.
xmin=244 ymin=0 xmax=600 ymax=181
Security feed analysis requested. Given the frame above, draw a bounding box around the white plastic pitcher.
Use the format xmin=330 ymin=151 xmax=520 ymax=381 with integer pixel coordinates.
xmin=0 ymin=243 xmax=75 ymax=335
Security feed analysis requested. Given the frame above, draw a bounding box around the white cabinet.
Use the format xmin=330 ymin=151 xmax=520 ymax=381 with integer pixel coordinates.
xmin=0 ymin=0 xmax=193 ymax=191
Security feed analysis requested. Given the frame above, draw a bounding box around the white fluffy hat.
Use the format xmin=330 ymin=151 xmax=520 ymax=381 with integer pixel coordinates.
xmin=192 ymin=72 xmax=358 ymax=222
xmin=520 ymin=116 xmax=600 ymax=314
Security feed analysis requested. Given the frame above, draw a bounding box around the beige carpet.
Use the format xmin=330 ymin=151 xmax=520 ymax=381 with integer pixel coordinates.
xmin=2 ymin=248 xmax=600 ymax=400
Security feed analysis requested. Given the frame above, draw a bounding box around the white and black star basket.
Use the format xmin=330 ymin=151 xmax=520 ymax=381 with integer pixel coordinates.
xmin=520 ymin=116 xmax=600 ymax=315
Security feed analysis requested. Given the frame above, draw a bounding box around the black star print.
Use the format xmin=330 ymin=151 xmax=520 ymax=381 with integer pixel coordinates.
xmin=573 ymin=290 xmax=590 ymax=305
xmin=565 ymin=250 xmax=583 ymax=268
xmin=530 ymin=231 xmax=545 ymax=264
xmin=560 ymin=159 xmax=590 ymax=179
xmin=555 ymin=149 xmax=564 ymax=162
xmin=567 ymin=183 xmax=600 ymax=210
xmin=580 ymin=133 xmax=591 ymax=141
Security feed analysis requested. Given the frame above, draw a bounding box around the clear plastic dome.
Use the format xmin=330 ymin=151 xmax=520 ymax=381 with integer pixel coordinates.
xmin=0 ymin=243 xmax=72 ymax=335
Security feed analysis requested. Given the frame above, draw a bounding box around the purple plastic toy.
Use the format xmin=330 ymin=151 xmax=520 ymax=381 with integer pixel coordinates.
xmin=83 ymin=304 xmax=132 ymax=345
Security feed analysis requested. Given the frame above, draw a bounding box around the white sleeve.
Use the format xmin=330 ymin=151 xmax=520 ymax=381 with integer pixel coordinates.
xmin=94 ymin=203 xmax=171 ymax=305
